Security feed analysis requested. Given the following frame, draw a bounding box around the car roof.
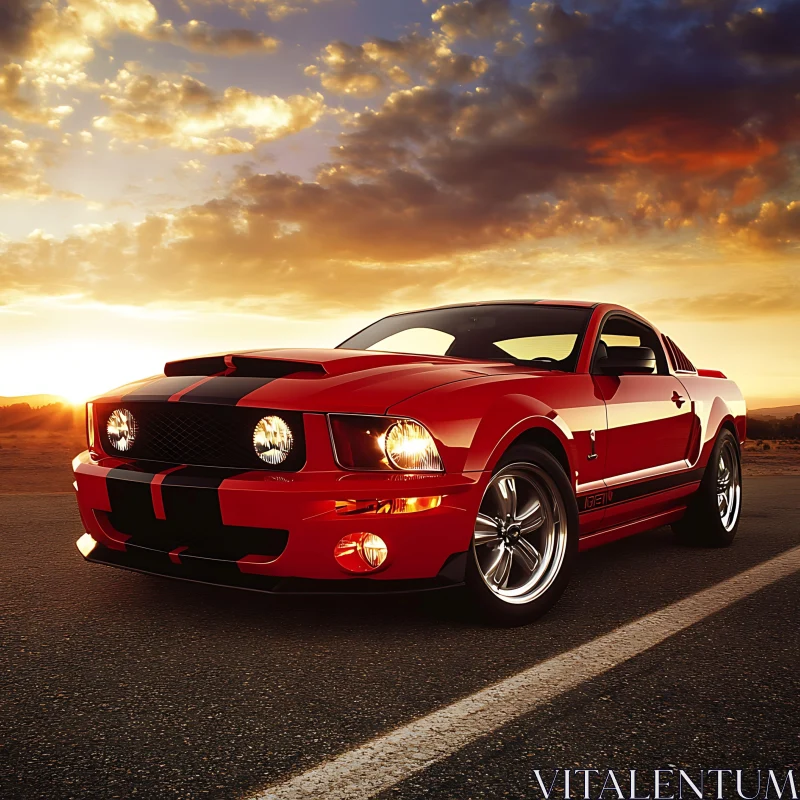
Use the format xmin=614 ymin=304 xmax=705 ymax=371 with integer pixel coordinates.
xmin=386 ymin=299 xmax=599 ymax=316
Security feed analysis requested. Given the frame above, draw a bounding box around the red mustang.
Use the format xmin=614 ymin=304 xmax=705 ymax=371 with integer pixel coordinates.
xmin=73 ymin=301 xmax=745 ymax=624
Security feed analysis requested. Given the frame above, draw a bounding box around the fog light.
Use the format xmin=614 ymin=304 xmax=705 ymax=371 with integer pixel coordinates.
xmin=76 ymin=533 xmax=97 ymax=557
xmin=334 ymin=532 xmax=388 ymax=573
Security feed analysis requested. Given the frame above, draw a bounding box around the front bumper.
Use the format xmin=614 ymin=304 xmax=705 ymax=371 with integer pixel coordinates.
xmin=73 ymin=448 xmax=487 ymax=592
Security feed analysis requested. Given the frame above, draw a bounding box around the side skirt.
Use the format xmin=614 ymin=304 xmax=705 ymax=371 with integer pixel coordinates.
xmin=578 ymin=507 xmax=686 ymax=551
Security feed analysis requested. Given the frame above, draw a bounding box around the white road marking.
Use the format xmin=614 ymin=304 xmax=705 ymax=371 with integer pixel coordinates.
xmin=251 ymin=546 xmax=800 ymax=800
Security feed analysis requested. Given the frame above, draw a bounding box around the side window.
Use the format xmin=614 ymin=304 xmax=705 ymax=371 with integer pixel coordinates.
xmin=494 ymin=333 xmax=579 ymax=361
xmin=601 ymin=333 xmax=641 ymax=348
xmin=594 ymin=316 xmax=669 ymax=375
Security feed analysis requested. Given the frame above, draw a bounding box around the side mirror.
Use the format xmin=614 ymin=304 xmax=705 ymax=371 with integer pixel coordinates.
xmin=596 ymin=346 xmax=656 ymax=375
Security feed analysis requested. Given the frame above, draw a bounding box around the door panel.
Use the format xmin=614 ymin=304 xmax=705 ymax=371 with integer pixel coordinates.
xmin=595 ymin=374 xmax=694 ymax=526
xmin=546 ymin=375 xmax=608 ymax=535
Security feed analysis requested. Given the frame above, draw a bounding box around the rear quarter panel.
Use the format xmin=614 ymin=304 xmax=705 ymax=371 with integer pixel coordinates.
xmin=675 ymin=373 xmax=746 ymax=469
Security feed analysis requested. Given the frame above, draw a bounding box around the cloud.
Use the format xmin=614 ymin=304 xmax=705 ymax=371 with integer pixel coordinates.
xmin=92 ymin=66 xmax=324 ymax=153
xmin=5 ymin=0 xmax=159 ymax=89
xmin=0 ymin=0 xmax=283 ymax=112
xmin=0 ymin=0 xmax=280 ymax=145
xmin=1 ymin=0 xmax=800 ymax=315
xmin=430 ymin=0 xmax=513 ymax=40
xmin=0 ymin=62 xmax=73 ymax=126
xmin=642 ymin=290 xmax=800 ymax=321
xmin=726 ymin=4 xmax=800 ymax=65
xmin=0 ymin=124 xmax=55 ymax=198
xmin=717 ymin=201 xmax=800 ymax=248
xmin=494 ymin=30 xmax=524 ymax=57
xmin=181 ymin=0 xmax=334 ymax=22
xmin=310 ymin=32 xmax=488 ymax=96
xmin=151 ymin=20 xmax=280 ymax=55
xmin=0 ymin=0 xmax=35 ymax=57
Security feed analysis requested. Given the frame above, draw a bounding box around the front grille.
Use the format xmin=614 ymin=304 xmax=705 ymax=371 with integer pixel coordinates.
xmin=96 ymin=402 xmax=306 ymax=470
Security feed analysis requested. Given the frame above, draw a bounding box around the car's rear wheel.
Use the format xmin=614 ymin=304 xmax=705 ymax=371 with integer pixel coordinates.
xmin=465 ymin=443 xmax=579 ymax=626
xmin=672 ymin=428 xmax=742 ymax=547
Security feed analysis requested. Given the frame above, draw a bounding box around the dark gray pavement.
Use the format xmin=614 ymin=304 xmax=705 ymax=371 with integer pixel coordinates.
xmin=1 ymin=477 xmax=798 ymax=799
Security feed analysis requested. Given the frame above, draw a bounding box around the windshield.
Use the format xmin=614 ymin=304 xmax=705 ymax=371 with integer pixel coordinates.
xmin=337 ymin=304 xmax=592 ymax=371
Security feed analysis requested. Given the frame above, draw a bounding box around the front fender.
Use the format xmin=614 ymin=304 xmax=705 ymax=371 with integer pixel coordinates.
xmin=463 ymin=393 xmax=576 ymax=474
xmin=391 ymin=382 xmax=577 ymax=476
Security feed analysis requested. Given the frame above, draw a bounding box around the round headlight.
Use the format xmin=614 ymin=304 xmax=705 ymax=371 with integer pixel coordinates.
xmin=107 ymin=408 xmax=137 ymax=452
xmin=253 ymin=415 xmax=293 ymax=464
xmin=384 ymin=420 xmax=443 ymax=472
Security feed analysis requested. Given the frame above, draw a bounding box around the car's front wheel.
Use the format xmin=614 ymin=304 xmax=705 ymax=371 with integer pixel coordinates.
xmin=465 ymin=443 xmax=579 ymax=626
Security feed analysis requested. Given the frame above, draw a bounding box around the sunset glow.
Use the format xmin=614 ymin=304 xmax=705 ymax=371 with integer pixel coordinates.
xmin=1 ymin=0 xmax=798 ymax=407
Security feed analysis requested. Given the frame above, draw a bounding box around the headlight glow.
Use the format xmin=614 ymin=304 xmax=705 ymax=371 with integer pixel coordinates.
xmin=384 ymin=420 xmax=443 ymax=472
xmin=329 ymin=414 xmax=444 ymax=472
xmin=253 ymin=415 xmax=294 ymax=464
xmin=106 ymin=408 xmax=137 ymax=452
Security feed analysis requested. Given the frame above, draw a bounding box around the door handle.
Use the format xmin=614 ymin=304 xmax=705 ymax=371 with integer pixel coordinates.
xmin=671 ymin=391 xmax=685 ymax=408
xmin=587 ymin=428 xmax=598 ymax=460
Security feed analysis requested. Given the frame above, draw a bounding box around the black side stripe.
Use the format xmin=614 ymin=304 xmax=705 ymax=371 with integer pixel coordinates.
xmin=177 ymin=376 xmax=276 ymax=405
xmin=578 ymin=466 xmax=705 ymax=513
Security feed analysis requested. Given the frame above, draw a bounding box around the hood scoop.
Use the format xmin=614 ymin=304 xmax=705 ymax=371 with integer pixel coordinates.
xmin=164 ymin=354 xmax=327 ymax=379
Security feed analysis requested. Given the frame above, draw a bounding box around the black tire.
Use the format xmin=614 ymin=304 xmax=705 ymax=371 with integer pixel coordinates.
xmin=465 ymin=443 xmax=579 ymax=626
xmin=672 ymin=428 xmax=742 ymax=547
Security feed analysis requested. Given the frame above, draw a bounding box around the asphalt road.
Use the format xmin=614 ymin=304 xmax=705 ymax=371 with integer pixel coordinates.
xmin=1 ymin=477 xmax=798 ymax=800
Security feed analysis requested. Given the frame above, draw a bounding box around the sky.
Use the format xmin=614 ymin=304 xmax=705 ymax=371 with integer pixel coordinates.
xmin=0 ymin=0 xmax=798 ymax=405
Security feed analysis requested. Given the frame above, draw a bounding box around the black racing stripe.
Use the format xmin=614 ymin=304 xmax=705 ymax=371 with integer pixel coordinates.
xmin=160 ymin=471 xmax=225 ymax=532
xmin=103 ymin=466 xmax=288 ymax=559
xmin=159 ymin=466 xmax=248 ymax=486
xmin=106 ymin=464 xmax=151 ymax=479
xmin=122 ymin=376 xmax=204 ymax=402
xmin=578 ymin=466 xmax=705 ymax=513
xmin=177 ymin=376 xmax=276 ymax=405
xmin=106 ymin=466 xmax=157 ymax=526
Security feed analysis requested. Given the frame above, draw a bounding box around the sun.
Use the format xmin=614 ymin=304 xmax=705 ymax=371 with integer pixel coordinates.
xmin=62 ymin=387 xmax=92 ymax=405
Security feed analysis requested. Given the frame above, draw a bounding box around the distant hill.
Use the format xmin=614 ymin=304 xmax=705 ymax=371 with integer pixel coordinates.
xmin=0 ymin=394 xmax=68 ymax=408
xmin=749 ymin=405 xmax=800 ymax=420
xmin=0 ymin=402 xmax=82 ymax=432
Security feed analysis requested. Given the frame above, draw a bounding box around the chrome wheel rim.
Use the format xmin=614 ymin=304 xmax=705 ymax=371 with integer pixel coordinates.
xmin=717 ymin=439 xmax=741 ymax=532
xmin=472 ymin=463 xmax=568 ymax=605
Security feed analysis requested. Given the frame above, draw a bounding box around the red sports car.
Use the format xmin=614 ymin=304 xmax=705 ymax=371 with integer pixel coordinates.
xmin=73 ymin=301 xmax=745 ymax=624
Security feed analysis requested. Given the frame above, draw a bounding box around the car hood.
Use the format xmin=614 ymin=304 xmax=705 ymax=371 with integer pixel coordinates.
xmin=97 ymin=348 xmax=535 ymax=415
